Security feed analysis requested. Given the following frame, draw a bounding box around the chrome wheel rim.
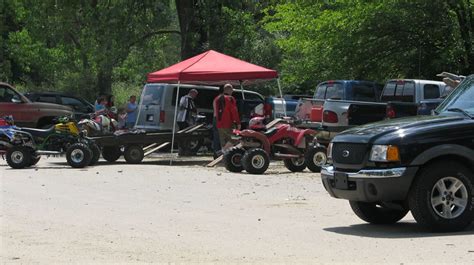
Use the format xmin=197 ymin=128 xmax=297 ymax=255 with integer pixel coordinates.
xmin=313 ymin=151 xmax=327 ymax=166
xmin=71 ymin=149 xmax=85 ymax=163
xmin=251 ymin=154 xmax=265 ymax=169
xmin=292 ymin=157 xmax=305 ymax=166
xmin=11 ymin=151 xmax=24 ymax=164
xmin=431 ymin=176 xmax=468 ymax=219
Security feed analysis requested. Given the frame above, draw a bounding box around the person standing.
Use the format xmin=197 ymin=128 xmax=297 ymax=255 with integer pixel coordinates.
xmin=213 ymin=84 xmax=241 ymax=153
xmin=125 ymin=95 xmax=137 ymax=129
xmin=177 ymin=89 xmax=198 ymax=130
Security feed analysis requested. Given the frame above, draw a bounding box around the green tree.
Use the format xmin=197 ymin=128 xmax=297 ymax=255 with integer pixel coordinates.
xmin=264 ymin=0 xmax=471 ymax=91
xmin=175 ymin=0 xmax=281 ymax=66
xmin=4 ymin=0 xmax=179 ymax=96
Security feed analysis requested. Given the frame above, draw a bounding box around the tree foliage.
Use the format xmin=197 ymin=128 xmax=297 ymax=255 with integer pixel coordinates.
xmin=1 ymin=0 xmax=472 ymax=99
xmin=2 ymin=0 xmax=179 ymax=97
xmin=264 ymin=0 xmax=473 ymax=92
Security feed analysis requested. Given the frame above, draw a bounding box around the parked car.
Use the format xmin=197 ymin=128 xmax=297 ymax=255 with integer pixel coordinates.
xmin=263 ymin=94 xmax=313 ymax=120
xmin=135 ymin=83 xmax=264 ymax=131
xmin=294 ymin=80 xmax=383 ymax=143
xmin=0 ymin=82 xmax=73 ymax=128
xmin=321 ymin=74 xmax=474 ymax=232
xmin=25 ymin=92 xmax=94 ymax=121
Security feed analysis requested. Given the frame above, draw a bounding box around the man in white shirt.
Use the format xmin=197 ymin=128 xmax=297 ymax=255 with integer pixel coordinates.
xmin=177 ymin=89 xmax=198 ymax=130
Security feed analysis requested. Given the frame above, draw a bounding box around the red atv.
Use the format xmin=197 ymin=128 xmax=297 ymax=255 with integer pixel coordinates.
xmin=223 ymin=117 xmax=327 ymax=174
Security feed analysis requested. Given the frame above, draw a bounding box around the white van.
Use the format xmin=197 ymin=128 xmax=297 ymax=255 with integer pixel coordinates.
xmin=135 ymin=83 xmax=264 ymax=131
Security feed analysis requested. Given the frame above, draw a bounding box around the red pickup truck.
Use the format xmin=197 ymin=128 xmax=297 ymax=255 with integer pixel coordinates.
xmin=0 ymin=82 xmax=73 ymax=128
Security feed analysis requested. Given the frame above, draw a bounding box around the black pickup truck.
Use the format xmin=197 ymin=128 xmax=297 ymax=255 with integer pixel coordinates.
xmin=321 ymin=75 xmax=474 ymax=232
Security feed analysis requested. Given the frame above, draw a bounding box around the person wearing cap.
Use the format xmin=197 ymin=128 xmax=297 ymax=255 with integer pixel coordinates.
xmin=213 ymin=83 xmax=241 ymax=153
xmin=177 ymin=89 xmax=198 ymax=130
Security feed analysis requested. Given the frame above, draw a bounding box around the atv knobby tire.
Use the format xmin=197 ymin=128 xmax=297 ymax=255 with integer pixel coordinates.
xmin=242 ymin=148 xmax=270 ymax=175
xmin=284 ymin=157 xmax=306 ymax=172
xmin=29 ymin=155 xmax=41 ymax=166
xmin=89 ymin=143 xmax=101 ymax=166
xmin=305 ymin=146 xmax=327 ymax=172
xmin=66 ymin=143 xmax=92 ymax=168
xmin=6 ymin=146 xmax=32 ymax=169
xmin=224 ymin=147 xmax=245 ymax=172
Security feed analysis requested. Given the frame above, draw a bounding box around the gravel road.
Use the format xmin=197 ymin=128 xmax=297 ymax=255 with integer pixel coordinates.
xmin=1 ymin=156 xmax=473 ymax=264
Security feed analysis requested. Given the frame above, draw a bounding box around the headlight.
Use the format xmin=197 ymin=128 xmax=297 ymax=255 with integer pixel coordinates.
xmin=327 ymin=142 xmax=333 ymax=158
xmin=370 ymin=145 xmax=400 ymax=162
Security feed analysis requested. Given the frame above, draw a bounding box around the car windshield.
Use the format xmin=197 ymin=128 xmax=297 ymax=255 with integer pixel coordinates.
xmin=436 ymin=75 xmax=474 ymax=117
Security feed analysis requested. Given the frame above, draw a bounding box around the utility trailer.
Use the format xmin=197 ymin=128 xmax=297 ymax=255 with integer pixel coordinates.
xmin=89 ymin=124 xmax=211 ymax=164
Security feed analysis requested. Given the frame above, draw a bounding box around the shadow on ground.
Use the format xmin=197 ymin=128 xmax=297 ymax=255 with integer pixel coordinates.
xmin=324 ymin=222 xmax=474 ymax=238
xmin=45 ymin=159 xmax=212 ymax=168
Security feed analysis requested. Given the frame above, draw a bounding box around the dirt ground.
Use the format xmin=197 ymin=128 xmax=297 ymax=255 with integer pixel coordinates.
xmin=1 ymin=155 xmax=473 ymax=264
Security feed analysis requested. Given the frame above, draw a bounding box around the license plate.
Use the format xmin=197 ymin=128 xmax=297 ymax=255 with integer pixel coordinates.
xmin=334 ymin=172 xmax=349 ymax=190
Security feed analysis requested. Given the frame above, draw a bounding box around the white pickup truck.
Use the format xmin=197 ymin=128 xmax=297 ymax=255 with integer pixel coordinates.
xmin=294 ymin=80 xmax=383 ymax=144
xmin=295 ymin=79 xmax=449 ymax=144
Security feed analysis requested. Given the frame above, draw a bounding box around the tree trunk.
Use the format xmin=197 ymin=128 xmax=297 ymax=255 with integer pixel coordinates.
xmin=176 ymin=0 xmax=200 ymax=59
xmin=97 ymin=68 xmax=112 ymax=95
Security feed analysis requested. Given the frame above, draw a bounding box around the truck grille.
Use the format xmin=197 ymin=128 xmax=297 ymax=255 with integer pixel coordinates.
xmin=332 ymin=143 xmax=368 ymax=164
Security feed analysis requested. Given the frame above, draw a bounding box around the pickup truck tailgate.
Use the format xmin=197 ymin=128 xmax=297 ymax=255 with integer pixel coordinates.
xmin=348 ymin=102 xmax=387 ymax=125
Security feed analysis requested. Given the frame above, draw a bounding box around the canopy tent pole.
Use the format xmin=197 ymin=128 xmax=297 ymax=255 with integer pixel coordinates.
xmin=239 ymin=80 xmax=245 ymax=100
xmin=133 ymin=86 xmax=146 ymax=128
xmin=170 ymin=81 xmax=181 ymax=165
xmin=277 ymin=78 xmax=286 ymax=116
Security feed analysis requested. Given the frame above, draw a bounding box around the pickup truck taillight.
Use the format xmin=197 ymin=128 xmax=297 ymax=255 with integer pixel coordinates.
xmin=311 ymin=106 xmax=324 ymax=122
xmin=160 ymin=111 xmax=165 ymax=123
xmin=323 ymin=110 xmax=338 ymax=123
xmin=386 ymin=105 xmax=396 ymax=119
xmin=264 ymin=103 xmax=272 ymax=118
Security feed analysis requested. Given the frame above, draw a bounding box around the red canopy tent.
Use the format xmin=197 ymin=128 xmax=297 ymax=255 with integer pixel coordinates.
xmin=144 ymin=50 xmax=283 ymax=163
xmin=147 ymin=50 xmax=278 ymax=84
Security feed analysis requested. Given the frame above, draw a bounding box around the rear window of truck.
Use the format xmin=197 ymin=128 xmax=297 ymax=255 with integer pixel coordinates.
xmin=423 ymin=84 xmax=440 ymax=99
xmin=351 ymin=83 xmax=377 ymax=101
xmin=381 ymin=81 xmax=415 ymax=102
xmin=314 ymin=83 xmax=344 ymax=100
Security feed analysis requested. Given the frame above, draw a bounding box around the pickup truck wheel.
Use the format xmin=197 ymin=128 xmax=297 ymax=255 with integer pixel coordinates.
xmin=284 ymin=157 xmax=306 ymax=172
xmin=66 ymin=143 xmax=92 ymax=168
xmin=102 ymin=146 xmax=122 ymax=163
xmin=242 ymin=148 xmax=269 ymax=174
xmin=305 ymin=146 xmax=327 ymax=172
xmin=6 ymin=146 xmax=32 ymax=169
xmin=350 ymin=201 xmax=409 ymax=224
xmin=124 ymin=145 xmax=144 ymax=164
xmin=408 ymin=162 xmax=474 ymax=232
xmin=89 ymin=143 xmax=101 ymax=166
xmin=224 ymin=147 xmax=245 ymax=172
